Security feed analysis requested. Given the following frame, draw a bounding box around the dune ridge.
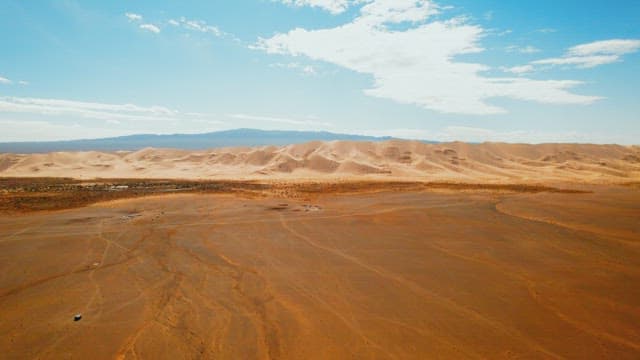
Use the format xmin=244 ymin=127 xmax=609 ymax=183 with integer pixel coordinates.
xmin=1 ymin=140 xmax=639 ymax=183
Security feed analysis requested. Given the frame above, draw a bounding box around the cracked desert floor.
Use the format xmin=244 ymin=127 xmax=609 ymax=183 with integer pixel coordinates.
xmin=1 ymin=185 xmax=640 ymax=359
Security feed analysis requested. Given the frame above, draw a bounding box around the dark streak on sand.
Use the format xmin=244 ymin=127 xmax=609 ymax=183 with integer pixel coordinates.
xmin=0 ymin=177 xmax=589 ymax=213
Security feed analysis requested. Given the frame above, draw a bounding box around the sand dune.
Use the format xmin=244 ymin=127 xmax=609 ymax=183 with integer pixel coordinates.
xmin=1 ymin=140 xmax=639 ymax=183
xmin=2 ymin=143 xmax=640 ymax=358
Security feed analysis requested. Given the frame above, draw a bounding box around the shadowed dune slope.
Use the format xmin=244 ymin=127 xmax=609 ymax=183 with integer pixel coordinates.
xmin=1 ymin=140 xmax=639 ymax=183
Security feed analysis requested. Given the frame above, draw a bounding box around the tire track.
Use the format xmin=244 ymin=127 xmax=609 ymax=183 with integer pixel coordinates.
xmin=279 ymin=213 xmax=566 ymax=360
xmin=490 ymin=200 xmax=640 ymax=352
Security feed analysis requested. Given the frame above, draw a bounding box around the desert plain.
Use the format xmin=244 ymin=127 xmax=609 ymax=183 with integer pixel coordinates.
xmin=1 ymin=140 xmax=640 ymax=359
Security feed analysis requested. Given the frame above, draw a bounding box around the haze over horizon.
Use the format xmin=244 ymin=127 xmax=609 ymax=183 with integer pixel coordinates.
xmin=1 ymin=0 xmax=639 ymax=144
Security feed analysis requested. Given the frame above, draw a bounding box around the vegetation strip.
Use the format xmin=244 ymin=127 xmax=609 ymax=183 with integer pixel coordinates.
xmin=0 ymin=177 xmax=588 ymax=213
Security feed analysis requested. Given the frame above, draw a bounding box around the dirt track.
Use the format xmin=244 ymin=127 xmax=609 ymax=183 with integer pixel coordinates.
xmin=1 ymin=186 xmax=639 ymax=359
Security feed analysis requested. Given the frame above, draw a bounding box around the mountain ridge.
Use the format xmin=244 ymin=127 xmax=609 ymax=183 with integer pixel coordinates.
xmin=0 ymin=128 xmax=404 ymax=153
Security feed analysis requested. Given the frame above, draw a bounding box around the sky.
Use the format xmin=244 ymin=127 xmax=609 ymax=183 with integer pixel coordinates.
xmin=1 ymin=0 xmax=639 ymax=144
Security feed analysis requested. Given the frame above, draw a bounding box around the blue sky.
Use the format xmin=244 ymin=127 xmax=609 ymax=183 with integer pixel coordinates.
xmin=1 ymin=0 xmax=639 ymax=143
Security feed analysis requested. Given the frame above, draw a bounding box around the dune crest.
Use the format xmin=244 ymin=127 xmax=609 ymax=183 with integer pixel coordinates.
xmin=1 ymin=140 xmax=639 ymax=183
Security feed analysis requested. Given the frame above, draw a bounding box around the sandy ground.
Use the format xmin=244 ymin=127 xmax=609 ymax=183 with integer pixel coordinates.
xmin=1 ymin=186 xmax=639 ymax=359
xmin=2 ymin=140 xmax=639 ymax=183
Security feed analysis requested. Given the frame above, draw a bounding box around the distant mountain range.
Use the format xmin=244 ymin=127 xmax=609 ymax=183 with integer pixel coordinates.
xmin=0 ymin=129 xmax=427 ymax=153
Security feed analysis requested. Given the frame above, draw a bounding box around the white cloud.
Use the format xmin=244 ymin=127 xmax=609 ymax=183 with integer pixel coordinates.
xmin=505 ymin=45 xmax=540 ymax=54
xmin=528 ymin=39 xmax=640 ymax=70
xmin=0 ymin=76 xmax=28 ymax=85
xmin=127 ymin=14 xmax=230 ymax=40
xmin=270 ymin=62 xmax=317 ymax=75
xmin=532 ymin=55 xmax=620 ymax=69
xmin=0 ymin=120 xmax=128 ymax=142
xmin=357 ymin=0 xmax=440 ymax=25
xmin=568 ymin=39 xmax=640 ymax=56
xmin=139 ymin=23 xmax=160 ymax=34
xmin=172 ymin=17 xmax=222 ymax=36
xmin=0 ymin=96 xmax=221 ymax=123
xmin=535 ymin=28 xmax=556 ymax=34
xmin=0 ymin=97 xmax=227 ymax=141
xmin=494 ymin=29 xmax=512 ymax=36
xmin=229 ymin=113 xmax=333 ymax=127
xmin=256 ymin=0 xmax=600 ymax=115
xmin=278 ymin=0 xmax=353 ymax=14
xmin=0 ymin=119 xmax=228 ymax=142
xmin=125 ymin=12 xmax=143 ymax=21
xmin=503 ymin=65 xmax=534 ymax=75
xmin=302 ymin=65 xmax=317 ymax=75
